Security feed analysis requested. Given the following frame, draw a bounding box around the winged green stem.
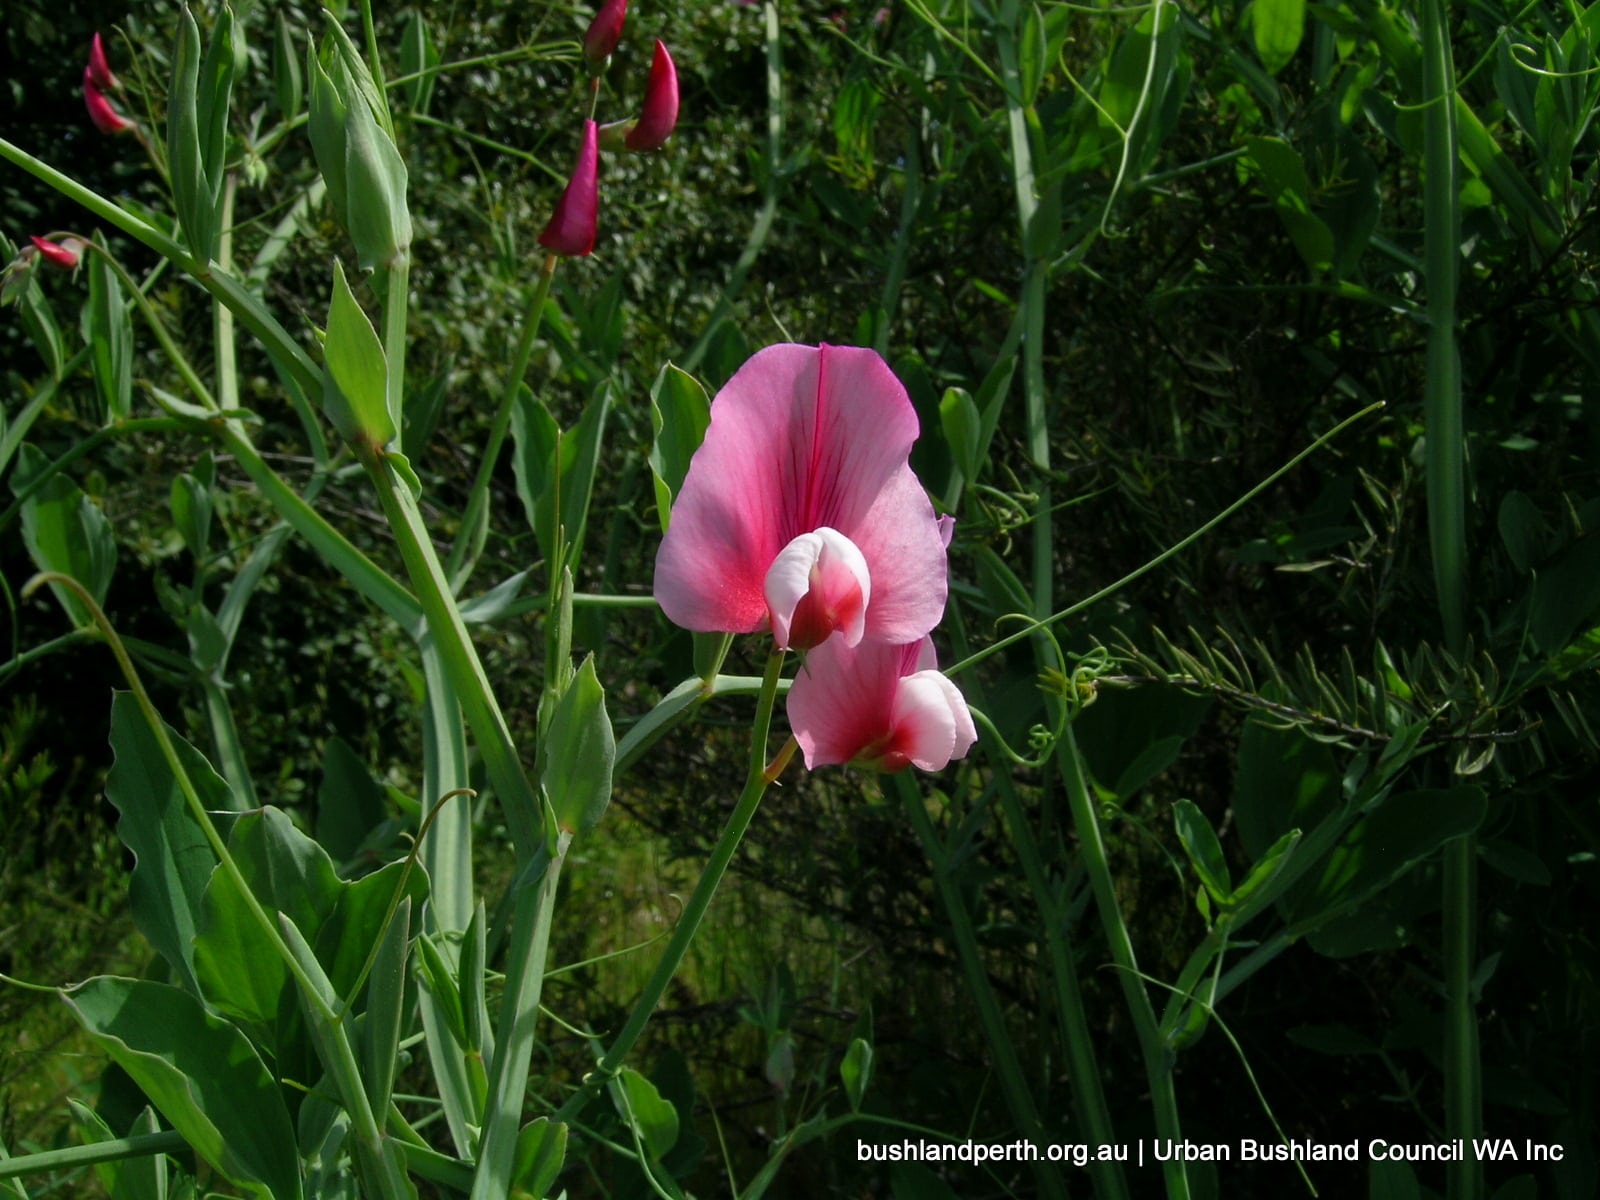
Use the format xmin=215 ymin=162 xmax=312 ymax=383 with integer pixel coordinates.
xmin=360 ymin=449 xmax=543 ymax=858
xmin=0 ymin=1131 xmax=188 ymax=1181
xmin=469 ymin=837 xmax=569 ymax=1199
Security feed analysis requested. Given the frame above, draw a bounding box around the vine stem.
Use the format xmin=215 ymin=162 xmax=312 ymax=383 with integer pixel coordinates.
xmin=1058 ymin=724 xmax=1190 ymax=1199
xmin=551 ymin=647 xmax=789 ymax=1125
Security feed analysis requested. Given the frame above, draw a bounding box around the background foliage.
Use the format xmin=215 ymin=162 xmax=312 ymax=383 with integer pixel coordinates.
xmin=3 ymin=0 xmax=1599 ymax=1197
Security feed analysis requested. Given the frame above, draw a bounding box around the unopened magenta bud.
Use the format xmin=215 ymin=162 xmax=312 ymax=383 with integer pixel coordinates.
xmin=83 ymin=72 xmax=133 ymax=135
xmin=538 ymin=120 xmax=600 ymax=257
xmin=625 ymin=41 xmax=679 ymax=152
xmin=583 ymin=0 xmax=627 ymax=69
xmin=88 ymin=33 xmax=121 ymax=91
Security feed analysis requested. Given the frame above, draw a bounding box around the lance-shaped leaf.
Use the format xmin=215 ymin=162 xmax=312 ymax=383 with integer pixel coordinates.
xmin=512 ymin=1118 xmax=568 ymax=1199
xmin=84 ymin=237 xmax=132 ymax=420
xmin=363 ymin=896 xmax=411 ymax=1118
xmin=401 ymin=11 xmax=441 ymax=115
xmin=307 ymin=47 xmax=350 ymax=218
xmin=197 ymin=6 xmax=236 ymax=194
xmin=340 ymin=59 xmax=411 ymax=271
xmin=541 ymin=655 xmax=615 ymax=835
xmin=11 ymin=444 xmax=116 ymax=628
xmin=274 ymin=11 xmax=302 ymax=121
xmin=322 ymin=260 xmax=394 ymax=446
xmin=648 ymin=364 xmax=710 ymax=534
xmin=62 ymin=976 xmax=302 ymax=1200
xmin=106 ymin=692 xmax=229 ymax=995
xmin=168 ymin=8 xmax=215 ymax=260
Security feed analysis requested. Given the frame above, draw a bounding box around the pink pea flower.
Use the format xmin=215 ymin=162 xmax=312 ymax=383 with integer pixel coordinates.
xmin=584 ymin=0 xmax=627 ymax=68
xmin=653 ymin=343 xmax=950 ymax=651
xmin=87 ymin=33 xmax=121 ymax=91
xmin=83 ymin=71 xmax=133 ymax=135
xmin=624 ymin=41 xmax=679 ymax=152
xmin=788 ymin=635 xmax=977 ymax=772
xmin=30 ymin=236 xmax=83 ymax=270
xmin=538 ymin=120 xmax=600 ymax=257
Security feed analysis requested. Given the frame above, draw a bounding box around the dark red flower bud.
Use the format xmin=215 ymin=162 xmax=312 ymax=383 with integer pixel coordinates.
xmin=583 ymin=0 xmax=627 ymax=69
xmin=30 ymin=236 xmax=83 ymax=269
xmin=87 ymin=32 xmax=121 ymax=91
xmin=538 ymin=121 xmax=600 ymax=257
xmin=83 ymin=71 xmax=133 ymax=135
xmin=625 ymin=41 xmax=679 ymax=152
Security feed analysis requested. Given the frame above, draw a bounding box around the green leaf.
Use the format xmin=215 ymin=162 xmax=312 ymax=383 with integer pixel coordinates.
xmin=1368 ymin=1158 xmax=1422 ymax=1200
xmin=322 ymin=260 xmax=394 ymax=446
xmin=1287 ymin=1023 xmax=1381 ymax=1056
xmin=1530 ymin=535 xmax=1600 ymax=654
xmin=400 ymin=10 xmax=441 ymax=115
xmin=106 ymin=693 xmax=229 ymax=995
xmin=192 ymin=807 xmax=343 ymax=1026
xmin=510 ymin=385 xmax=558 ymax=543
xmin=840 ymin=1037 xmax=873 ymax=1112
xmin=170 ymin=470 xmax=213 ymax=559
xmin=168 ymin=8 xmax=213 ymax=260
xmin=196 ymin=6 xmax=237 ymax=196
xmin=1017 ymin=2 xmax=1047 ymax=107
xmin=414 ymin=932 xmax=468 ymax=1049
xmin=1228 ymin=828 xmax=1301 ymax=920
xmin=316 ymin=736 xmax=390 ymax=863
xmin=542 ymin=655 xmax=615 ymax=835
xmin=1173 ymin=799 xmax=1233 ymax=903
xmin=648 ymin=365 xmax=711 ymax=534
xmin=316 ymin=857 xmax=428 ymax=1004
xmin=85 ymin=238 xmax=133 ymax=420
xmin=1243 ymin=136 xmax=1335 ymax=273
xmin=1232 ymin=720 xmax=1341 ymax=861
xmin=938 ymin=387 xmax=982 ymax=485
xmin=69 ymin=1101 xmax=167 ymax=1200
xmin=62 ymin=977 xmax=301 ymax=1200
xmin=1497 ymin=490 xmax=1551 ymax=574
xmin=511 ymin=1118 xmax=567 ymax=1200
xmin=273 ymin=11 xmax=303 ymax=122
xmin=1479 ymin=839 xmax=1552 ymax=886
xmin=363 ymin=896 xmax=410 ymax=1117
xmin=613 ymin=1068 xmax=679 ymax=1161
xmin=1293 ymin=786 xmax=1488 ymax=923
xmin=537 ymin=386 xmax=612 ymax=570
xmin=1252 ymin=0 xmax=1306 ymax=75
xmin=307 ymin=49 xmax=350 ymax=219
xmin=11 ymin=443 xmax=117 ymax=628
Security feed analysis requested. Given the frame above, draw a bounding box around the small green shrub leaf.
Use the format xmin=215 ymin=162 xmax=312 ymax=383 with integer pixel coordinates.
xmin=649 ymin=365 xmax=711 ymax=533
xmin=841 ymin=1037 xmax=874 ymax=1111
xmin=542 ymin=655 xmax=615 ymax=835
xmin=322 ymin=260 xmax=394 ymax=446
xmin=1173 ymin=799 xmax=1232 ymax=903
xmin=1252 ymin=0 xmax=1306 ymax=75
xmin=512 ymin=1118 xmax=568 ymax=1199
xmin=614 ymin=1067 xmax=679 ymax=1161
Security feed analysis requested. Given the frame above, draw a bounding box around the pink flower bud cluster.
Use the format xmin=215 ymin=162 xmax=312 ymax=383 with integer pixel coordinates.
xmin=654 ymin=345 xmax=977 ymax=774
xmin=539 ymin=4 xmax=681 ymax=257
xmin=83 ymin=33 xmax=133 ymax=135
